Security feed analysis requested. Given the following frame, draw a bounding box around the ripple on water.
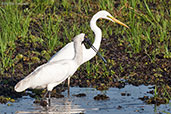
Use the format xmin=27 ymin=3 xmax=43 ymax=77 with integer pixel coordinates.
xmin=0 ymin=85 xmax=170 ymax=114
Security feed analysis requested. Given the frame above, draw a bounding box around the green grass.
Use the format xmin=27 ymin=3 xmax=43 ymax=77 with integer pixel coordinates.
xmin=124 ymin=0 xmax=171 ymax=59
xmin=41 ymin=14 xmax=61 ymax=53
xmin=0 ymin=1 xmax=31 ymax=73
xmin=0 ymin=0 xmax=170 ymax=79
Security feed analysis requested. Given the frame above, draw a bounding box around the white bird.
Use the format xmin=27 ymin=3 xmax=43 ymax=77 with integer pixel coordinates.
xmin=14 ymin=33 xmax=90 ymax=106
xmin=48 ymin=10 xmax=129 ymax=94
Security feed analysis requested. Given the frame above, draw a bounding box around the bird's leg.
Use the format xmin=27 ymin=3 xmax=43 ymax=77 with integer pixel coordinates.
xmin=68 ymin=77 xmax=70 ymax=97
xmin=43 ymin=90 xmax=48 ymax=100
xmin=48 ymin=91 xmax=51 ymax=106
xmin=39 ymin=90 xmax=49 ymax=107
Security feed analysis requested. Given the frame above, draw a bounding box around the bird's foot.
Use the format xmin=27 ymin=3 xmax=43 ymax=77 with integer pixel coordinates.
xmin=40 ymin=99 xmax=48 ymax=107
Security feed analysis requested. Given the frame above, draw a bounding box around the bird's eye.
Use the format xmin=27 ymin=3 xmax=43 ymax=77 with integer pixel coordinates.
xmin=107 ymin=15 xmax=111 ymax=18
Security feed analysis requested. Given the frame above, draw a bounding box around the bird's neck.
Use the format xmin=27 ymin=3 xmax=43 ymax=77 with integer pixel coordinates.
xmin=81 ymin=15 xmax=102 ymax=64
xmin=90 ymin=18 xmax=102 ymax=51
xmin=74 ymin=42 xmax=83 ymax=65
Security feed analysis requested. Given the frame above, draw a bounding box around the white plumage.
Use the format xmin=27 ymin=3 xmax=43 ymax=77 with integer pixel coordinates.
xmin=48 ymin=10 xmax=129 ymax=93
xmin=49 ymin=10 xmax=128 ymax=64
xmin=15 ymin=33 xmax=85 ymax=93
xmin=15 ymin=10 xmax=129 ymax=95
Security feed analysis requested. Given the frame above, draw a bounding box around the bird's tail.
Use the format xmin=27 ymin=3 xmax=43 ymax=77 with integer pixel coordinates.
xmin=14 ymin=78 xmax=30 ymax=92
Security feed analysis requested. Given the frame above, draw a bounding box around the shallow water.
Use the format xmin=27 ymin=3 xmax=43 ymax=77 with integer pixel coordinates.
xmin=0 ymin=85 xmax=170 ymax=114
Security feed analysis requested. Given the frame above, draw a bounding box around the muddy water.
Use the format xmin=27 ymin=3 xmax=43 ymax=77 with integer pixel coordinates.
xmin=0 ymin=85 xmax=170 ymax=114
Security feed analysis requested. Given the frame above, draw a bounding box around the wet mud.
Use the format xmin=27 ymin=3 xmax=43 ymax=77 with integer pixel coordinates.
xmin=94 ymin=94 xmax=109 ymax=100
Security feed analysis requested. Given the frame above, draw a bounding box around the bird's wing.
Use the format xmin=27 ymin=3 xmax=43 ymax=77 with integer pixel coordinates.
xmin=48 ymin=42 xmax=75 ymax=62
xmin=15 ymin=61 xmax=72 ymax=92
xmin=29 ymin=61 xmax=72 ymax=86
xmin=14 ymin=63 xmax=47 ymax=92
xmin=48 ymin=40 xmax=89 ymax=65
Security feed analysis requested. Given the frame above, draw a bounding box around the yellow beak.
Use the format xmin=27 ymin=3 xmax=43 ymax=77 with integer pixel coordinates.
xmin=108 ymin=16 xmax=129 ymax=29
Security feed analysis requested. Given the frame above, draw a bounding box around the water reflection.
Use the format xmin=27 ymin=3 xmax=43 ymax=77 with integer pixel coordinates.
xmin=0 ymin=85 xmax=170 ymax=114
xmin=48 ymin=98 xmax=85 ymax=113
xmin=16 ymin=97 xmax=85 ymax=114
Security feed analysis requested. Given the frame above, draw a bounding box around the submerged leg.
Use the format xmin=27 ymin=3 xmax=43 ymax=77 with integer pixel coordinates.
xmin=40 ymin=90 xmax=49 ymax=107
xmin=68 ymin=77 xmax=70 ymax=97
xmin=42 ymin=90 xmax=51 ymax=106
xmin=43 ymin=90 xmax=49 ymax=99
xmin=48 ymin=91 xmax=51 ymax=106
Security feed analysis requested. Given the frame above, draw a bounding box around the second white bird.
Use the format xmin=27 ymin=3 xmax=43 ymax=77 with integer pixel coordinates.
xmin=15 ymin=33 xmax=85 ymax=95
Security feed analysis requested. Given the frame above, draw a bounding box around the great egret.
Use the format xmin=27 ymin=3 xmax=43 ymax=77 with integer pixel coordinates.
xmin=48 ymin=10 xmax=129 ymax=94
xmin=14 ymin=33 xmax=96 ymax=106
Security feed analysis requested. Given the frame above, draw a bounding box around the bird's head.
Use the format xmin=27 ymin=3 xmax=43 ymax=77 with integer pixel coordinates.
xmin=73 ymin=33 xmax=85 ymax=44
xmin=94 ymin=10 xmax=129 ymax=28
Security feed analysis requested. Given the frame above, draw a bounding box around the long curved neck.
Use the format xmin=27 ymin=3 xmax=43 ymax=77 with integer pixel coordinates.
xmin=90 ymin=16 xmax=102 ymax=51
xmin=74 ymin=41 xmax=83 ymax=65
xmin=82 ymin=14 xmax=102 ymax=64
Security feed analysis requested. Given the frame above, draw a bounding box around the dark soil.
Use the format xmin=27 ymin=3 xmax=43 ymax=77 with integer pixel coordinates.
xmin=94 ymin=94 xmax=109 ymax=100
xmin=139 ymin=96 xmax=168 ymax=106
xmin=73 ymin=93 xmax=86 ymax=97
